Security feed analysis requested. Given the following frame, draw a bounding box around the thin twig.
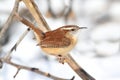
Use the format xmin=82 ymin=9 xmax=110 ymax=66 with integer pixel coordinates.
xmin=14 ymin=68 xmax=21 ymax=78
xmin=0 ymin=0 xmax=20 ymax=40
xmin=4 ymin=28 xmax=30 ymax=59
xmin=1 ymin=58 xmax=73 ymax=80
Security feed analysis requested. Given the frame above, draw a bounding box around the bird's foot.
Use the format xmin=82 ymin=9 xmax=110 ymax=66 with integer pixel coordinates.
xmin=57 ymin=55 xmax=66 ymax=64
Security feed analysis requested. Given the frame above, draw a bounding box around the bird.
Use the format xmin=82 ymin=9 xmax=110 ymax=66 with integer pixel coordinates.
xmin=40 ymin=25 xmax=86 ymax=56
xmin=15 ymin=13 xmax=87 ymax=63
xmin=35 ymin=25 xmax=86 ymax=63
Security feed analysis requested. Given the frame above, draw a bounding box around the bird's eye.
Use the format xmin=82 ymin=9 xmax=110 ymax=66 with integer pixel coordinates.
xmin=71 ymin=29 xmax=75 ymax=31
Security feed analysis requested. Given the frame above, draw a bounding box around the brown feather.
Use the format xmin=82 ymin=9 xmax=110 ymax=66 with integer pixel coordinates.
xmin=40 ymin=29 xmax=71 ymax=48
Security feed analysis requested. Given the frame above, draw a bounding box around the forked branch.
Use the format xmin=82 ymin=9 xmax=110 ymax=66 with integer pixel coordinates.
xmin=0 ymin=58 xmax=73 ymax=80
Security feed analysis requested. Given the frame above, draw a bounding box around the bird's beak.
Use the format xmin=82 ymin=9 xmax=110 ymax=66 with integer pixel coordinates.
xmin=79 ymin=27 xmax=87 ymax=29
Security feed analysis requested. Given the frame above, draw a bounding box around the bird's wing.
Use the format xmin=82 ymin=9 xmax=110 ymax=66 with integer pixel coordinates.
xmin=40 ymin=37 xmax=71 ymax=48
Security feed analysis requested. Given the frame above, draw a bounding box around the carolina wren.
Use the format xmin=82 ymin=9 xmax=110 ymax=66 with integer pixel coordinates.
xmin=40 ymin=25 xmax=86 ymax=57
xmin=15 ymin=13 xmax=86 ymax=58
xmin=35 ymin=25 xmax=86 ymax=63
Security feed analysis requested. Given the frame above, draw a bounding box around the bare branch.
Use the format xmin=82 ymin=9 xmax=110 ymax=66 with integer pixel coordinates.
xmin=4 ymin=28 xmax=30 ymax=60
xmin=0 ymin=0 xmax=20 ymax=40
xmin=0 ymin=59 xmax=3 ymax=68
xmin=14 ymin=68 xmax=21 ymax=78
xmin=22 ymin=0 xmax=51 ymax=32
xmin=1 ymin=58 xmax=73 ymax=80
xmin=65 ymin=54 xmax=95 ymax=80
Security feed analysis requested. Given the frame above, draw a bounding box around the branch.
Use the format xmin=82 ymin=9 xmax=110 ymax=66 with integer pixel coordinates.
xmin=1 ymin=58 xmax=73 ymax=80
xmin=65 ymin=54 xmax=95 ymax=80
xmin=22 ymin=0 xmax=50 ymax=32
xmin=0 ymin=0 xmax=20 ymax=40
xmin=4 ymin=28 xmax=30 ymax=59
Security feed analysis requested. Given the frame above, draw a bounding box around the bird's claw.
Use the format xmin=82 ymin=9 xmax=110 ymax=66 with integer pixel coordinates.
xmin=57 ymin=55 xmax=66 ymax=64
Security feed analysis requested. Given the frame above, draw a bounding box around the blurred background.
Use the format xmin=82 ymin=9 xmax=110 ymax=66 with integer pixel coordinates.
xmin=0 ymin=0 xmax=120 ymax=80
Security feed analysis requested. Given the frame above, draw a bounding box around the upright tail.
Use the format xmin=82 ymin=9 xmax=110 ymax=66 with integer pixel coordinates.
xmin=14 ymin=13 xmax=45 ymax=40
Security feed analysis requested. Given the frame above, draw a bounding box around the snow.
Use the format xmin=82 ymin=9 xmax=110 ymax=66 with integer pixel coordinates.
xmin=109 ymin=1 xmax=120 ymax=21
xmin=91 ymin=22 xmax=120 ymax=41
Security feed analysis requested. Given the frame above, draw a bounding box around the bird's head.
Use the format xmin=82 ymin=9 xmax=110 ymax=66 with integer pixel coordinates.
xmin=59 ymin=25 xmax=87 ymax=35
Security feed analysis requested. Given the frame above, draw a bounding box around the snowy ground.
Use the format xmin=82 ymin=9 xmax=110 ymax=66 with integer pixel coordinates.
xmin=0 ymin=0 xmax=120 ymax=80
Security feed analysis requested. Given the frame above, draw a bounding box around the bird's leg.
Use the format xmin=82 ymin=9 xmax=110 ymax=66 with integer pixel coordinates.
xmin=57 ymin=55 xmax=66 ymax=64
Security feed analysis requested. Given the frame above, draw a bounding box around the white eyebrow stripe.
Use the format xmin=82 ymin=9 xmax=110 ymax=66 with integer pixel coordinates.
xmin=61 ymin=27 xmax=74 ymax=30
